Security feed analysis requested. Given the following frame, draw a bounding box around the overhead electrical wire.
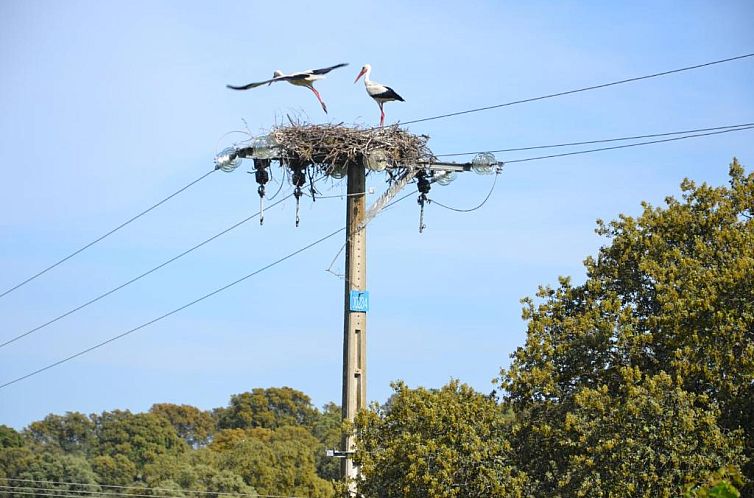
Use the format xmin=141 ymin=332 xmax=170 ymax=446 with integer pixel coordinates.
xmin=5 ymin=53 xmax=750 ymax=300
xmin=428 ymin=172 xmax=500 ymax=213
xmin=0 ymin=486 xmax=202 ymax=498
xmin=3 ymin=125 xmax=749 ymax=352
xmin=433 ymin=122 xmax=754 ymax=157
xmin=2 ymin=479 xmax=302 ymax=498
xmin=0 ymin=489 xmax=109 ymax=498
xmin=428 ymin=125 xmax=753 ymax=167
xmin=424 ymin=125 xmax=752 ymax=212
xmin=3 ymin=50 xmax=751 ymax=382
xmin=395 ymin=53 xmax=754 ymax=127
xmin=0 ymin=226 xmax=346 ymax=390
xmin=0 ymin=488 xmax=303 ymax=498
xmin=0 ymin=190 xmax=300 ymax=350
xmin=0 ymin=169 xmax=218 ymax=301
xmin=501 ymin=125 xmax=754 ymax=164
xmin=325 ymin=188 xmax=419 ymax=278
xmin=0 ymin=187 xmax=418 ymax=390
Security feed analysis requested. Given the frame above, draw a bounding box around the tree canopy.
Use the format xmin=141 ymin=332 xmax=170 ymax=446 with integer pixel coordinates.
xmin=2 ymin=161 xmax=751 ymax=498
xmin=355 ymin=380 xmax=525 ymax=498
xmin=499 ymin=159 xmax=752 ymax=496
xmin=354 ymin=160 xmax=752 ymax=497
xmin=1 ymin=387 xmax=340 ymax=498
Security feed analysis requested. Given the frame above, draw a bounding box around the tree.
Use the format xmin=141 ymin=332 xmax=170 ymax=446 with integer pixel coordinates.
xmin=217 ymin=387 xmax=318 ymax=430
xmin=500 ymin=160 xmax=753 ymax=495
xmin=90 ymin=454 xmax=137 ymax=486
xmin=0 ymin=426 xmax=22 ymax=449
xmin=0 ymin=446 xmax=36 ymax=483
xmin=25 ymin=412 xmax=95 ymax=455
xmin=310 ymin=402 xmax=342 ymax=481
xmin=4 ymin=451 xmax=100 ymax=496
xmin=93 ymin=410 xmax=188 ymax=468
xmin=149 ymin=403 xmax=215 ymax=448
xmin=217 ymin=426 xmax=334 ymax=498
xmin=354 ymin=381 xmax=527 ymax=498
xmin=508 ymin=369 xmax=742 ymax=496
xmin=191 ymin=463 xmax=258 ymax=498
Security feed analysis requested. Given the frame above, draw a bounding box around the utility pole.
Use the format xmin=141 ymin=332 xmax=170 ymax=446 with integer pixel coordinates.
xmin=222 ymin=141 xmax=499 ymax=496
xmin=341 ymin=162 xmax=367 ymax=491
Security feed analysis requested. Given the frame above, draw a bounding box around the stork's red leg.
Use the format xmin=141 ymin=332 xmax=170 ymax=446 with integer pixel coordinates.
xmin=308 ymin=85 xmax=327 ymax=114
xmin=379 ymin=102 xmax=385 ymax=127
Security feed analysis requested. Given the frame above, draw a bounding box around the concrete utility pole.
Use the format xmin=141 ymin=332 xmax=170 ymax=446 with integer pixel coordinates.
xmin=221 ymin=141 xmax=498 ymax=497
xmin=341 ymin=162 xmax=367 ymax=490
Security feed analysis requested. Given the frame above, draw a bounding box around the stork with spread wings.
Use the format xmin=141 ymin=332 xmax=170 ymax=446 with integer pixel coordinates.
xmin=227 ymin=63 xmax=349 ymax=114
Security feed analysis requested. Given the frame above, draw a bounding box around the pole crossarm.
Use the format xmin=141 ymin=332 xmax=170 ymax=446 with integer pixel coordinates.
xmin=229 ymin=145 xmax=485 ymax=173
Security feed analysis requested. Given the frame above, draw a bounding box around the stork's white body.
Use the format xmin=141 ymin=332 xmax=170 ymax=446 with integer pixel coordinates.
xmin=355 ymin=64 xmax=404 ymax=126
xmin=274 ymin=70 xmax=326 ymax=86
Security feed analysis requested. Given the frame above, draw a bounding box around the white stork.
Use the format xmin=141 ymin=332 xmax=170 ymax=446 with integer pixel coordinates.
xmin=227 ymin=63 xmax=348 ymax=114
xmin=354 ymin=64 xmax=404 ymax=127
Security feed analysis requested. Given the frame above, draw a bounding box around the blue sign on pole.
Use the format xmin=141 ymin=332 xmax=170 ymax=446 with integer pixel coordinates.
xmin=349 ymin=290 xmax=369 ymax=312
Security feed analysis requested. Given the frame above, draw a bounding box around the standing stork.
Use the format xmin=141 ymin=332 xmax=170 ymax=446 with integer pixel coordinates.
xmin=354 ymin=64 xmax=404 ymax=127
xmin=226 ymin=63 xmax=348 ymax=114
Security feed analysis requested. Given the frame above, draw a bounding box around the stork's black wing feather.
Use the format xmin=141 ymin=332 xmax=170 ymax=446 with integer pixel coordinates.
xmin=374 ymin=86 xmax=405 ymax=102
xmin=309 ymin=63 xmax=349 ymax=75
xmin=226 ymin=76 xmax=286 ymax=90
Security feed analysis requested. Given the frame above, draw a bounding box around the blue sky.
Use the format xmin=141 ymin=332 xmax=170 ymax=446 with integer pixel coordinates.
xmin=1 ymin=0 xmax=753 ymax=429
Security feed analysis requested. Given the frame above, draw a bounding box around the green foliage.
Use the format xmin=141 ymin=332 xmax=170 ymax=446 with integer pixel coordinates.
xmin=93 ymin=410 xmax=188 ymax=467
xmin=90 ymin=453 xmax=137 ymax=485
xmin=2 ymin=392 xmax=336 ymax=497
xmin=0 ymin=426 xmax=22 ymax=449
xmin=218 ymin=425 xmax=334 ymax=498
xmin=149 ymin=403 xmax=215 ymax=448
xmin=25 ymin=412 xmax=95 ymax=454
xmin=217 ymin=386 xmax=319 ymax=430
xmin=354 ymin=380 xmax=527 ymax=497
xmin=190 ymin=464 xmax=258 ymax=498
xmin=2 ymin=451 xmax=100 ymax=495
xmin=0 ymin=446 xmax=36 ymax=481
xmin=310 ymin=402 xmax=343 ymax=481
xmin=685 ymin=467 xmax=744 ymax=498
xmin=509 ymin=369 xmax=742 ymax=496
xmin=5 ymin=162 xmax=750 ymax=498
xmin=500 ymin=160 xmax=753 ymax=496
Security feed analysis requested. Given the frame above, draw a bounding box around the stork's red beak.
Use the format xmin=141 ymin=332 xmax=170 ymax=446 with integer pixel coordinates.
xmin=354 ymin=68 xmax=366 ymax=83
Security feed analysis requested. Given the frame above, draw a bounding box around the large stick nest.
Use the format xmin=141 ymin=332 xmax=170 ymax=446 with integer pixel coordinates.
xmin=269 ymin=124 xmax=434 ymax=173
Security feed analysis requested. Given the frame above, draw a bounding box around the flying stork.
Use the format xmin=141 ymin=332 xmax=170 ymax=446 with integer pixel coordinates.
xmin=226 ymin=63 xmax=349 ymax=114
xmin=354 ymin=64 xmax=404 ymax=127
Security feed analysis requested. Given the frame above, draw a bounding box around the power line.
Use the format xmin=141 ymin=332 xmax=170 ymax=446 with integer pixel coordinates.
xmin=2 ymin=479 xmax=303 ymax=498
xmin=433 ymin=122 xmax=754 ymax=157
xmin=396 ymin=53 xmax=754 ymax=127
xmin=0 ymin=169 xmax=217 ymax=301
xmin=3 ymin=120 xmax=748 ymax=389
xmin=325 ymin=187 xmax=418 ymax=278
xmin=500 ymin=125 xmax=754 ymax=164
xmin=1 ymin=486 xmax=303 ymax=498
xmin=428 ymin=171 xmax=500 ymax=213
xmin=0 ymin=191 xmax=297 ymax=351
xmin=0 ymin=489 xmax=96 ymax=498
xmin=0 ymin=226 xmax=345 ymax=390
xmin=408 ymin=125 xmax=752 ymax=213
xmin=0 ymin=486 xmax=192 ymax=498
xmin=0 ymin=182 xmax=417 ymax=388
